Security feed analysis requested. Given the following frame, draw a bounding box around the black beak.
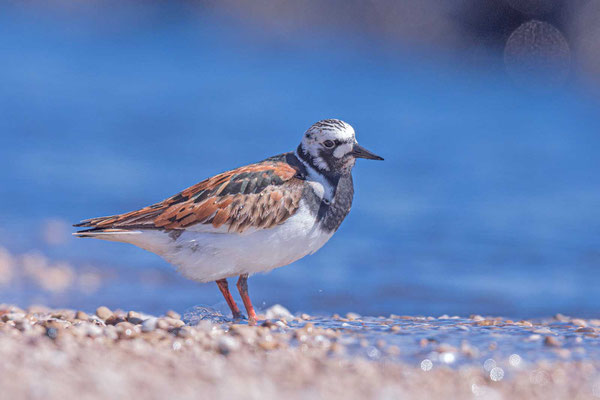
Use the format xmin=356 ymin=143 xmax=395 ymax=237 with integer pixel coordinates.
xmin=351 ymin=144 xmax=384 ymax=160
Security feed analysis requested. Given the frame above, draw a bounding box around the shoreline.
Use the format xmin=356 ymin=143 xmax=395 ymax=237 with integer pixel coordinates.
xmin=1 ymin=304 xmax=600 ymax=399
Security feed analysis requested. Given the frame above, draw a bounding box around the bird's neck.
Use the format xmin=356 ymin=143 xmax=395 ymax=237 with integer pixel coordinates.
xmin=295 ymin=145 xmax=344 ymax=186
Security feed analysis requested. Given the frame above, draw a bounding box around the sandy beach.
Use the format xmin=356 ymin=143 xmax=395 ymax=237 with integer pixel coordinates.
xmin=1 ymin=304 xmax=599 ymax=400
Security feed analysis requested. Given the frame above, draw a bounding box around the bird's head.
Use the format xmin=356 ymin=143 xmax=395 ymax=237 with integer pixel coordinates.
xmin=298 ymin=119 xmax=383 ymax=174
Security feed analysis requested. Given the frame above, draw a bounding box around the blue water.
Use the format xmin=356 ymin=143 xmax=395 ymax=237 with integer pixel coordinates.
xmin=1 ymin=3 xmax=599 ymax=318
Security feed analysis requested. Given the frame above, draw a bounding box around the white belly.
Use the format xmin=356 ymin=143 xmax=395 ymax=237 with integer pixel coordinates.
xmin=113 ymin=201 xmax=333 ymax=282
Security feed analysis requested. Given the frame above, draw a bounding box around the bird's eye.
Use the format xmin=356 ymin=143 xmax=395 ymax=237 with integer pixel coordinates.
xmin=323 ymin=140 xmax=335 ymax=148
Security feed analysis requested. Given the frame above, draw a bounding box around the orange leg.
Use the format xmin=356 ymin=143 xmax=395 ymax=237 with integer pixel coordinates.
xmin=216 ymin=279 xmax=243 ymax=319
xmin=237 ymin=274 xmax=257 ymax=325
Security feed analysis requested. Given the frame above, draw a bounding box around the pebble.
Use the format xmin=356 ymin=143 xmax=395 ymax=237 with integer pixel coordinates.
xmin=554 ymin=313 xmax=569 ymax=322
xmin=217 ymin=335 xmax=240 ymax=355
xmin=436 ymin=344 xmax=458 ymax=353
xmin=258 ymin=337 xmax=278 ymax=350
xmin=2 ymin=313 xmax=25 ymax=322
xmin=228 ymin=324 xmax=255 ymax=339
xmin=85 ymin=324 xmax=103 ymax=337
xmin=117 ymin=322 xmax=138 ymax=339
xmin=176 ymin=326 xmax=193 ymax=338
xmin=571 ymin=318 xmax=587 ymax=327
xmin=275 ymin=321 xmax=287 ymax=328
xmin=516 ymin=320 xmax=533 ymax=327
xmin=95 ymin=306 xmax=113 ymax=320
xmin=346 ymin=312 xmax=361 ymax=321
xmin=544 ymin=336 xmax=561 ymax=347
xmin=75 ymin=311 xmax=89 ymax=321
xmin=166 ymin=310 xmax=181 ymax=320
xmin=265 ymin=304 xmax=294 ymax=321
xmin=575 ymin=327 xmax=596 ymax=333
xmin=164 ymin=317 xmax=185 ymax=328
xmin=105 ymin=315 xmax=126 ymax=326
xmin=141 ymin=317 xmax=158 ymax=332
xmin=125 ymin=311 xmax=142 ymax=323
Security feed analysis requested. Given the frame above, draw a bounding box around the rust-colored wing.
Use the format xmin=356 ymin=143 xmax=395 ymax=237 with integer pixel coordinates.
xmin=74 ymin=155 xmax=305 ymax=234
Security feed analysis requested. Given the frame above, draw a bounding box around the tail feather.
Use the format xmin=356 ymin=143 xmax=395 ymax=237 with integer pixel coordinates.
xmin=73 ymin=227 xmax=142 ymax=238
xmin=73 ymin=215 xmax=117 ymax=228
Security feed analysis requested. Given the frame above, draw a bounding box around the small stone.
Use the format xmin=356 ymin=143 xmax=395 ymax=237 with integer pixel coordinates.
xmin=116 ymin=322 xmax=137 ymax=339
xmin=85 ymin=324 xmax=103 ymax=337
xmin=46 ymin=327 xmax=59 ymax=340
xmin=105 ymin=315 xmax=126 ymax=326
xmin=43 ymin=321 xmax=63 ymax=339
xmin=300 ymin=313 xmax=311 ymax=320
xmin=14 ymin=320 xmax=32 ymax=332
xmin=166 ymin=310 xmax=181 ymax=320
xmin=27 ymin=305 xmax=50 ymax=314
xmin=261 ymin=320 xmax=277 ymax=329
xmin=217 ymin=335 xmax=240 ymax=355
xmin=275 ymin=320 xmax=287 ymax=328
xmin=575 ymin=327 xmax=596 ymax=333
xmin=126 ymin=311 xmax=144 ymax=325
xmin=2 ymin=313 xmax=25 ymax=322
xmin=436 ymin=343 xmax=458 ymax=353
xmin=164 ymin=317 xmax=185 ymax=328
xmin=390 ymin=325 xmax=402 ymax=332
xmin=156 ymin=319 xmax=170 ymax=330
xmin=302 ymin=323 xmax=314 ymax=333
xmin=265 ymin=305 xmax=293 ymax=321
xmin=75 ymin=311 xmax=89 ymax=321
xmin=571 ymin=318 xmax=587 ymax=327
xmin=516 ymin=320 xmax=533 ymax=327
xmin=258 ymin=338 xmax=278 ymax=350
xmin=544 ymin=336 xmax=561 ymax=347
xmin=554 ymin=313 xmax=569 ymax=322
xmin=176 ymin=326 xmax=193 ymax=338
xmin=141 ymin=318 xmax=158 ymax=332
xmin=346 ymin=312 xmax=360 ymax=321
xmin=95 ymin=306 xmax=113 ymax=320
xmin=51 ymin=312 xmax=71 ymax=320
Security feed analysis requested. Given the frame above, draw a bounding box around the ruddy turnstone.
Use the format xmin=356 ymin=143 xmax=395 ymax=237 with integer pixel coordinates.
xmin=74 ymin=119 xmax=383 ymax=323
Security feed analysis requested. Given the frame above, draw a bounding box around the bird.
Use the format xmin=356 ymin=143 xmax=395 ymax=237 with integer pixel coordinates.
xmin=74 ymin=119 xmax=383 ymax=324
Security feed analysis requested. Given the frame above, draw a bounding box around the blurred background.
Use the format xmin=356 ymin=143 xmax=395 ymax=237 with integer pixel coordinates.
xmin=0 ymin=0 xmax=599 ymax=319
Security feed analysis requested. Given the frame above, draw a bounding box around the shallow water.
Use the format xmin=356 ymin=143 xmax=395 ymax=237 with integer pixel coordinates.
xmin=1 ymin=3 xmax=600 ymax=319
xmin=184 ymin=306 xmax=600 ymax=373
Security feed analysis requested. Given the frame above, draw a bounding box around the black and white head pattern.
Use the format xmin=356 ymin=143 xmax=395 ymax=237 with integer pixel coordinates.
xmin=298 ymin=119 xmax=357 ymax=174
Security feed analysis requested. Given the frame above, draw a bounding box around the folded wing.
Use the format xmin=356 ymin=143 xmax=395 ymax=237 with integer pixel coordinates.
xmin=74 ymin=157 xmax=304 ymax=234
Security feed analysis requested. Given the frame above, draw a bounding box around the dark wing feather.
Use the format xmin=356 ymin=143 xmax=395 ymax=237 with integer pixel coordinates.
xmin=74 ymin=156 xmax=304 ymax=234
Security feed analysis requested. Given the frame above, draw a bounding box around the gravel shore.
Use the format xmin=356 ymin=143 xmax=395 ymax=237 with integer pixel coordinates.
xmin=1 ymin=304 xmax=600 ymax=400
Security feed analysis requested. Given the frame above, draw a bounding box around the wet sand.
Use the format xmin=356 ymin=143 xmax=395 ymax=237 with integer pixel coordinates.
xmin=1 ymin=304 xmax=600 ymax=400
